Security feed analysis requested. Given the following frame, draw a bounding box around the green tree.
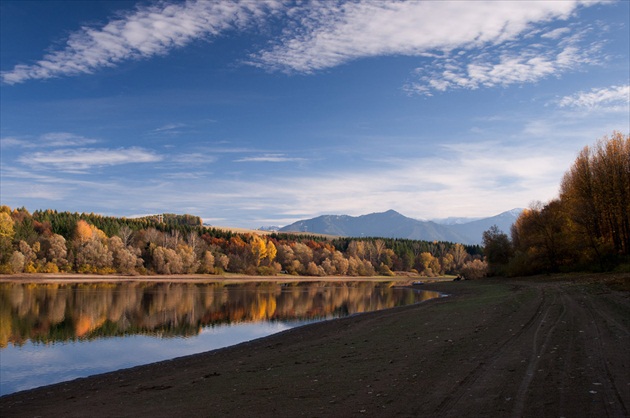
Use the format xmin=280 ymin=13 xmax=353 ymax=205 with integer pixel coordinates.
xmin=482 ymin=225 xmax=512 ymax=276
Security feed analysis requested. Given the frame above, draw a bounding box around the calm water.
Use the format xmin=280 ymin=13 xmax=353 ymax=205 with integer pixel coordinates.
xmin=0 ymin=281 xmax=440 ymax=396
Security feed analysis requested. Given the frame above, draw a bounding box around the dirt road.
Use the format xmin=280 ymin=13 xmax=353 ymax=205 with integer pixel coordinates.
xmin=1 ymin=274 xmax=628 ymax=417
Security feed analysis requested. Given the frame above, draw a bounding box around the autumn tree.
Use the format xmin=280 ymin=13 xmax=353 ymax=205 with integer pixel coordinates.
xmin=460 ymin=259 xmax=488 ymax=279
xmin=416 ymin=252 xmax=441 ymax=276
xmin=560 ymin=131 xmax=630 ymax=265
xmin=449 ymin=243 xmax=469 ymax=272
xmin=250 ymin=235 xmax=276 ymax=268
xmin=509 ymin=200 xmax=571 ymax=275
xmin=73 ymin=221 xmax=113 ymax=273
xmin=9 ymin=251 xmax=25 ymax=273
xmin=39 ymin=234 xmax=68 ymax=270
xmin=200 ymin=251 xmax=215 ymax=273
xmin=0 ymin=211 xmax=15 ymax=264
xmin=108 ymin=236 xmax=141 ymax=274
xmin=118 ymin=225 xmax=134 ymax=247
xmin=152 ymin=246 xmax=183 ymax=274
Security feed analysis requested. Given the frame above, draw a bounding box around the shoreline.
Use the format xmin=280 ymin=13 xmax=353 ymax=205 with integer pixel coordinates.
xmin=0 ymin=272 xmax=455 ymax=284
xmin=2 ymin=273 xmax=628 ymax=417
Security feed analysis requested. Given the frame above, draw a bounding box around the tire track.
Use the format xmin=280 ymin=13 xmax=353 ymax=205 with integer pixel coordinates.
xmin=510 ymin=288 xmax=567 ymax=418
xmin=433 ymin=285 xmax=550 ymax=416
xmin=579 ymin=292 xmax=630 ymax=417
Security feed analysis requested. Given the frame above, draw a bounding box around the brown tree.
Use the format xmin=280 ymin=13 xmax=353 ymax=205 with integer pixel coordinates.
xmin=560 ymin=132 xmax=630 ymax=263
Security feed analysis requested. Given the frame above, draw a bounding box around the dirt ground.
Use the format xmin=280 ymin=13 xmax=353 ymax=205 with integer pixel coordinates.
xmin=1 ymin=273 xmax=628 ymax=417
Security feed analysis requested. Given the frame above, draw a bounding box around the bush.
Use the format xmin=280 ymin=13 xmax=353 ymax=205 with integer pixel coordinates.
xmin=460 ymin=259 xmax=488 ymax=280
xmin=378 ymin=262 xmax=395 ymax=276
xmin=257 ymin=265 xmax=278 ymax=276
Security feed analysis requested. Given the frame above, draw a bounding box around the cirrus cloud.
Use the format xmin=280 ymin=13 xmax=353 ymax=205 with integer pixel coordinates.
xmin=3 ymin=0 xmax=605 ymax=95
xmin=557 ymin=84 xmax=630 ymax=110
xmin=251 ymin=0 xmax=599 ymax=74
xmin=19 ymin=147 xmax=162 ymax=171
xmin=1 ymin=0 xmax=282 ymax=84
xmin=234 ymin=153 xmax=306 ymax=163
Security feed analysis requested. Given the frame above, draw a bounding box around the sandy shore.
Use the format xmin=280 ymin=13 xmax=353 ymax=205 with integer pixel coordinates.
xmin=0 ymin=272 xmax=443 ymax=284
xmin=1 ymin=273 xmax=628 ymax=417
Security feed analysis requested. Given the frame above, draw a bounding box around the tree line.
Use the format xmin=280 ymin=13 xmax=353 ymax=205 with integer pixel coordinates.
xmin=482 ymin=131 xmax=629 ymax=276
xmin=0 ymin=207 xmax=484 ymax=278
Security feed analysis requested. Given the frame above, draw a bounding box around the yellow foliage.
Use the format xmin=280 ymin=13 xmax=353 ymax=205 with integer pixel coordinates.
xmin=266 ymin=240 xmax=277 ymax=262
xmin=0 ymin=212 xmax=14 ymax=239
xmin=75 ymin=220 xmax=107 ymax=243
xmin=250 ymin=235 xmax=267 ymax=264
xmin=75 ymin=220 xmax=93 ymax=243
xmin=40 ymin=262 xmax=59 ymax=273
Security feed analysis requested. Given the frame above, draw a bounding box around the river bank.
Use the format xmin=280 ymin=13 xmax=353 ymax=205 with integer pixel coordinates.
xmin=1 ymin=273 xmax=628 ymax=417
xmin=0 ymin=272 xmax=449 ymax=284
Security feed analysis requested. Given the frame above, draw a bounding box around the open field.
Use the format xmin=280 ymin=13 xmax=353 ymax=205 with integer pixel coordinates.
xmin=1 ymin=273 xmax=628 ymax=417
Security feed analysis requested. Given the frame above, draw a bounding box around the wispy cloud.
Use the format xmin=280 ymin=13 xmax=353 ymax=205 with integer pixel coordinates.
xmin=234 ymin=153 xmax=306 ymax=163
xmin=0 ymin=137 xmax=28 ymax=148
xmin=18 ymin=147 xmax=162 ymax=171
xmin=169 ymin=153 xmax=217 ymax=164
xmin=153 ymin=123 xmax=187 ymax=133
xmin=405 ymin=26 xmax=604 ymax=95
xmin=1 ymin=0 xmax=282 ymax=84
xmin=557 ymin=84 xmax=630 ymax=110
xmin=3 ymin=0 xmax=605 ymax=92
xmin=1 ymin=132 xmax=99 ymax=148
xmin=251 ymin=0 xmax=597 ymax=74
xmin=40 ymin=132 xmax=100 ymax=147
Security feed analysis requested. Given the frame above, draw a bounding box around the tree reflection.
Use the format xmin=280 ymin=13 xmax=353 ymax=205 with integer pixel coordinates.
xmin=0 ymin=282 xmax=440 ymax=347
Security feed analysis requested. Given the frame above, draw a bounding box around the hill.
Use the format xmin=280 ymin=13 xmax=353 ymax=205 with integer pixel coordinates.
xmin=280 ymin=209 xmax=522 ymax=244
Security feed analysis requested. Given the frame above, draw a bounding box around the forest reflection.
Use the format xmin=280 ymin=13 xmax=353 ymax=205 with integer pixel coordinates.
xmin=0 ymin=281 xmax=440 ymax=348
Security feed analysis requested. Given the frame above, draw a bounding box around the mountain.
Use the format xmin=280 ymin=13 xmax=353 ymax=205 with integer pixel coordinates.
xmin=279 ymin=209 xmax=523 ymax=245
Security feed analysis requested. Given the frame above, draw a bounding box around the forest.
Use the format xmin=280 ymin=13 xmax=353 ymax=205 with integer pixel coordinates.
xmin=0 ymin=206 xmax=484 ymax=278
xmin=483 ymin=131 xmax=630 ymax=276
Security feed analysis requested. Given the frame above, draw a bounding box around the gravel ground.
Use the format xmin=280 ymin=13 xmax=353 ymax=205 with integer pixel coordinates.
xmin=1 ymin=273 xmax=628 ymax=417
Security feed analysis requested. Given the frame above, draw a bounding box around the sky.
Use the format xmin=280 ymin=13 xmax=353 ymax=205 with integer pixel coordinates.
xmin=1 ymin=0 xmax=628 ymax=228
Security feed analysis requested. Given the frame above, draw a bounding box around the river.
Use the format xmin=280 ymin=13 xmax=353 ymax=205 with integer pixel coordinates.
xmin=0 ymin=280 xmax=441 ymax=395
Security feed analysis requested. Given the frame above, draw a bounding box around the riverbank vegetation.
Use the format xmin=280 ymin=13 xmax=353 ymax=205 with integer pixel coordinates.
xmin=482 ymin=131 xmax=629 ymax=276
xmin=0 ymin=208 xmax=483 ymax=278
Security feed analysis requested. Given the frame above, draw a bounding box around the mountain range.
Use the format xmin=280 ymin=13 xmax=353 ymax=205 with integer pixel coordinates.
xmin=279 ymin=209 xmax=523 ymax=245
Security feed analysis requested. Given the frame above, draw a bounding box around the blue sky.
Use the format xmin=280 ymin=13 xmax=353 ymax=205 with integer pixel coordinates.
xmin=1 ymin=0 xmax=628 ymax=228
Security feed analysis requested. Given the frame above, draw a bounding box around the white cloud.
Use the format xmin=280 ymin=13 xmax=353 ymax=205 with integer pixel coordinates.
xmin=557 ymin=85 xmax=630 ymax=110
xmin=153 ymin=123 xmax=187 ymax=133
xmin=170 ymin=153 xmax=216 ymax=164
xmin=3 ymin=0 xmax=605 ymax=89
xmin=39 ymin=132 xmax=100 ymax=147
xmin=542 ymin=27 xmax=572 ymax=39
xmin=405 ymin=26 xmax=603 ymax=95
xmin=0 ymin=137 xmax=27 ymax=148
xmin=251 ymin=0 xmax=596 ymax=73
xmin=0 ymin=134 xmax=578 ymax=226
xmin=18 ymin=147 xmax=162 ymax=171
xmin=1 ymin=0 xmax=282 ymax=84
xmin=234 ymin=153 xmax=306 ymax=163
xmin=1 ymin=132 xmax=99 ymax=148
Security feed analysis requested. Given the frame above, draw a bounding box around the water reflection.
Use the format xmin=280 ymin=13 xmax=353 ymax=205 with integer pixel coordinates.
xmin=0 ymin=281 xmax=440 ymax=395
xmin=0 ymin=281 xmax=440 ymax=346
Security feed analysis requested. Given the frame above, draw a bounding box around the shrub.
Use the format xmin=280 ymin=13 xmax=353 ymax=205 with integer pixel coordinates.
xmin=460 ymin=259 xmax=488 ymax=280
